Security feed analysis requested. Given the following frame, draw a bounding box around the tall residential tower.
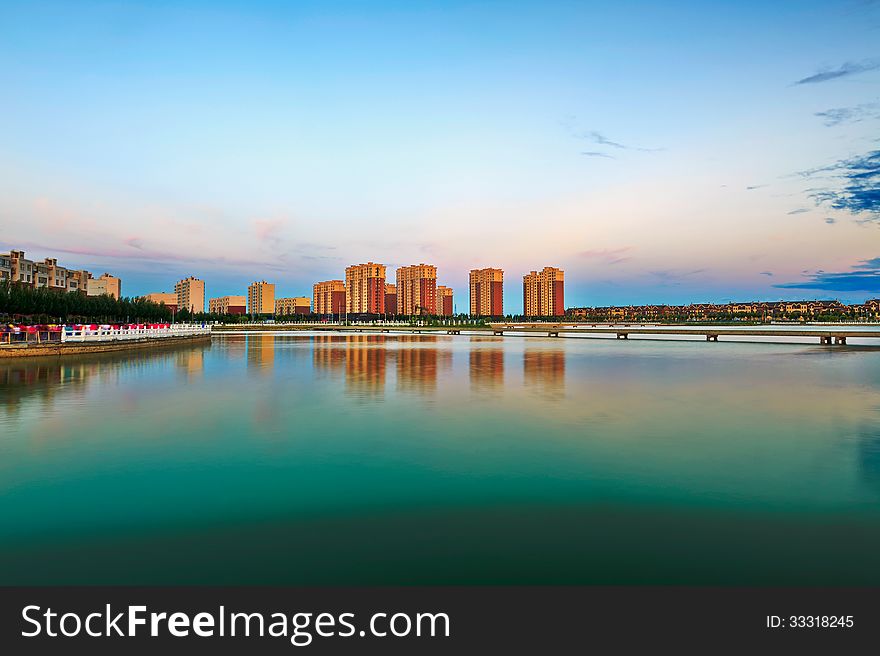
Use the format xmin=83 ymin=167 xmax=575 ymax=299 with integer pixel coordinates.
xmin=523 ymin=267 xmax=564 ymax=317
xmin=345 ymin=263 xmax=386 ymax=314
xmin=469 ymin=268 xmax=503 ymax=316
xmin=396 ymin=264 xmax=437 ymax=315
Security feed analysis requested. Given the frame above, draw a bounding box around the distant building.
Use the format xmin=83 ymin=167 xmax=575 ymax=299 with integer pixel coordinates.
xmin=313 ymin=280 xmax=346 ymax=315
xmin=523 ymin=267 xmax=564 ymax=317
xmin=175 ymin=276 xmax=205 ymax=314
xmin=248 ymin=281 xmax=275 ymax=315
xmin=145 ymin=292 xmax=179 ymax=313
xmin=345 ymin=263 xmax=385 ymax=314
xmin=208 ymin=295 xmax=246 ymax=315
xmin=396 ymin=264 xmax=437 ymax=315
xmin=0 ymin=249 xmax=107 ymax=295
xmin=437 ymin=285 xmax=454 ymax=316
xmin=86 ymin=273 xmax=122 ymax=300
xmin=384 ymin=283 xmax=397 ymax=315
xmin=276 ymin=296 xmax=311 ymax=315
xmin=469 ymin=268 xmax=503 ymax=316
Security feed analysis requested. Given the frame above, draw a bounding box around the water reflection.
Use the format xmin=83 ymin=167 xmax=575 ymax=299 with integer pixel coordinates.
xmin=469 ymin=338 xmax=505 ymax=392
xmin=395 ymin=336 xmax=451 ymax=395
xmin=312 ymin=335 xmax=387 ymax=398
xmin=523 ymin=347 xmax=565 ymax=397
xmin=246 ymin=334 xmax=275 ymax=374
xmin=0 ymin=343 xmax=210 ymax=417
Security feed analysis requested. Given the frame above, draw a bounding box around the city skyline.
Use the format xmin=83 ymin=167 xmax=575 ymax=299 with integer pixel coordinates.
xmin=1 ymin=1 xmax=878 ymax=312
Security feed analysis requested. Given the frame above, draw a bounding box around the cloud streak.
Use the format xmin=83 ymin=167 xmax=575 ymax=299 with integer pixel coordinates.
xmin=774 ymin=257 xmax=880 ymax=292
xmin=794 ymin=58 xmax=880 ymax=85
xmin=815 ymin=101 xmax=880 ymax=127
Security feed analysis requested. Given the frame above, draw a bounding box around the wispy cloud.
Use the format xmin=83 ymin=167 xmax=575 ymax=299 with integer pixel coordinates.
xmin=576 ymin=247 xmax=632 ymax=264
xmin=585 ymin=131 xmax=663 ymax=153
xmin=746 ymin=184 xmax=768 ymax=190
xmin=774 ymin=257 xmax=880 ymax=292
xmin=787 ymin=208 xmax=810 ymax=215
xmin=806 ymin=150 xmax=880 ymax=221
xmin=760 ymin=271 xmax=774 ymax=277
xmin=825 ymin=217 xmax=837 ymax=224
xmin=794 ymin=58 xmax=880 ymax=85
xmin=815 ymin=101 xmax=880 ymax=127
xmin=580 ymin=151 xmax=615 ymax=159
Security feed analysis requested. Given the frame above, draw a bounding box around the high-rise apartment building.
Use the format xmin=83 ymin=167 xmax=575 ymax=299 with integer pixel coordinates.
xmin=345 ymin=263 xmax=385 ymax=314
xmin=248 ymin=280 xmax=275 ymax=315
xmin=208 ymin=295 xmax=246 ymax=315
xmin=384 ymin=284 xmax=397 ymax=315
xmin=523 ymin=267 xmax=564 ymax=317
xmin=275 ymin=297 xmax=311 ymax=315
xmin=175 ymin=276 xmax=205 ymax=314
xmin=313 ymin=280 xmax=346 ymax=315
xmin=396 ymin=264 xmax=437 ymax=315
xmin=86 ymin=273 xmax=122 ymax=300
xmin=469 ymin=268 xmax=504 ymax=316
xmin=437 ymin=285 xmax=454 ymax=316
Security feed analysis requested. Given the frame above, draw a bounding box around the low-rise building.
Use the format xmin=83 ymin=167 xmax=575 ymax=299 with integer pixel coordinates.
xmin=86 ymin=273 xmax=122 ymax=299
xmin=208 ymin=295 xmax=246 ymax=315
xmin=145 ymin=292 xmax=179 ymax=312
xmin=276 ymin=296 xmax=311 ymax=316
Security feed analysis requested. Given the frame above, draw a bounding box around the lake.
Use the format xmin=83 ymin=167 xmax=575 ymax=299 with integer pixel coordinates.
xmin=1 ymin=332 xmax=879 ymax=584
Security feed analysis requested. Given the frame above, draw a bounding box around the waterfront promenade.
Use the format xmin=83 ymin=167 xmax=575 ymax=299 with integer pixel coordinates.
xmin=212 ymin=322 xmax=880 ymax=346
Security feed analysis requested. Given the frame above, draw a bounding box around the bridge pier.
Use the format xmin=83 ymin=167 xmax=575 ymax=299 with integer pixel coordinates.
xmin=616 ymin=333 xmax=628 ymax=339
xmin=706 ymin=334 xmax=718 ymax=342
xmin=834 ymin=336 xmax=847 ymax=345
xmin=819 ymin=336 xmax=831 ymax=345
xmin=493 ymin=330 xmax=504 ymax=336
xmin=548 ymin=331 xmax=559 ymax=337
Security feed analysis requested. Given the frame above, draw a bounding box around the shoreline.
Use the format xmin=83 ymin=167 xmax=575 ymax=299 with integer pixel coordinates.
xmin=0 ymin=333 xmax=212 ymax=359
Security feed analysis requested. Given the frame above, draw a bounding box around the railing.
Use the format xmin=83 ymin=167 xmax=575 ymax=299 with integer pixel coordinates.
xmin=61 ymin=324 xmax=211 ymax=343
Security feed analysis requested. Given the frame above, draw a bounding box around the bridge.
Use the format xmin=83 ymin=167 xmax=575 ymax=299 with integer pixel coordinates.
xmin=214 ymin=323 xmax=880 ymax=345
xmin=487 ymin=323 xmax=878 ymax=345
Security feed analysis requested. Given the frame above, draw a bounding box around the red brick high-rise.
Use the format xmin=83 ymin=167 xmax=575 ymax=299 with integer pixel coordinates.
xmin=469 ymin=268 xmax=503 ymax=316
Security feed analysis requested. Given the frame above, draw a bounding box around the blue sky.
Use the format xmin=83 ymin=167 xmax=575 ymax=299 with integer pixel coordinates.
xmin=1 ymin=0 xmax=878 ymax=311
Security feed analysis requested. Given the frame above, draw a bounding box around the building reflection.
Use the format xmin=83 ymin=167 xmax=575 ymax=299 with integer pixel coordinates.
xmin=523 ymin=347 xmax=566 ymax=397
xmin=469 ymin=338 xmax=504 ymax=391
xmin=246 ymin=334 xmax=275 ymax=374
xmin=312 ymin=334 xmax=387 ymax=397
xmin=395 ymin=335 xmax=450 ymax=396
xmin=176 ymin=345 xmax=205 ymax=380
xmin=0 ymin=343 xmax=209 ymax=416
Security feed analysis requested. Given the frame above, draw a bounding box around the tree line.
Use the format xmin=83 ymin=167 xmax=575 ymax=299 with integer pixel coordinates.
xmin=0 ymin=281 xmax=173 ymax=324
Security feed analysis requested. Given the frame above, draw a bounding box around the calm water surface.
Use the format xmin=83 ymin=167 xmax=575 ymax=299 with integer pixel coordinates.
xmin=1 ymin=333 xmax=879 ymax=584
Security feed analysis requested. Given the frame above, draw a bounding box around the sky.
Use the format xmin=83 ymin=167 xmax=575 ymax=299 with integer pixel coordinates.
xmin=1 ymin=0 xmax=878 ymax=312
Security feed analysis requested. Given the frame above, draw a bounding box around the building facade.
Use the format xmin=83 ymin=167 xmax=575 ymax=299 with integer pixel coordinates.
xmin=384 ymin=284 xmax=397 ymax=315
xmin=1 ymin=249 xmax=109 ymax=295
xmin=313 ymin=280 xmax=346 ymax=315
xmin=86 ymin=273 xmax=122 ymax=299
xmin=345 ymin=263 xmax=386 ymax=314
xmin=247 ymin=281 xmax=275 ymax=315
xmin=144 ymin=292 xmax=179 ymax=312
xmin=523 ymin=267 xmax=564 ymax=317
xmin=437 ymin=285 xmax=454 ymax=316
xmin=396 ymin=263 xmax=437 ymax=315
xmin=175 ymin=276 xmax=205 ymax=314
xmin=275 ymin=296 xmax=311 ymax=316
xmin=208 ymin=295 xmax=246 ymax=315
xmin=469 ymin=268 xmax=504 ymax=316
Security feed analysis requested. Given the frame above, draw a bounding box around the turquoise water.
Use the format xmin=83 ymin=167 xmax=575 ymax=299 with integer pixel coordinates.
xmin=1 ymin=332 xmax=879 ymax=584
